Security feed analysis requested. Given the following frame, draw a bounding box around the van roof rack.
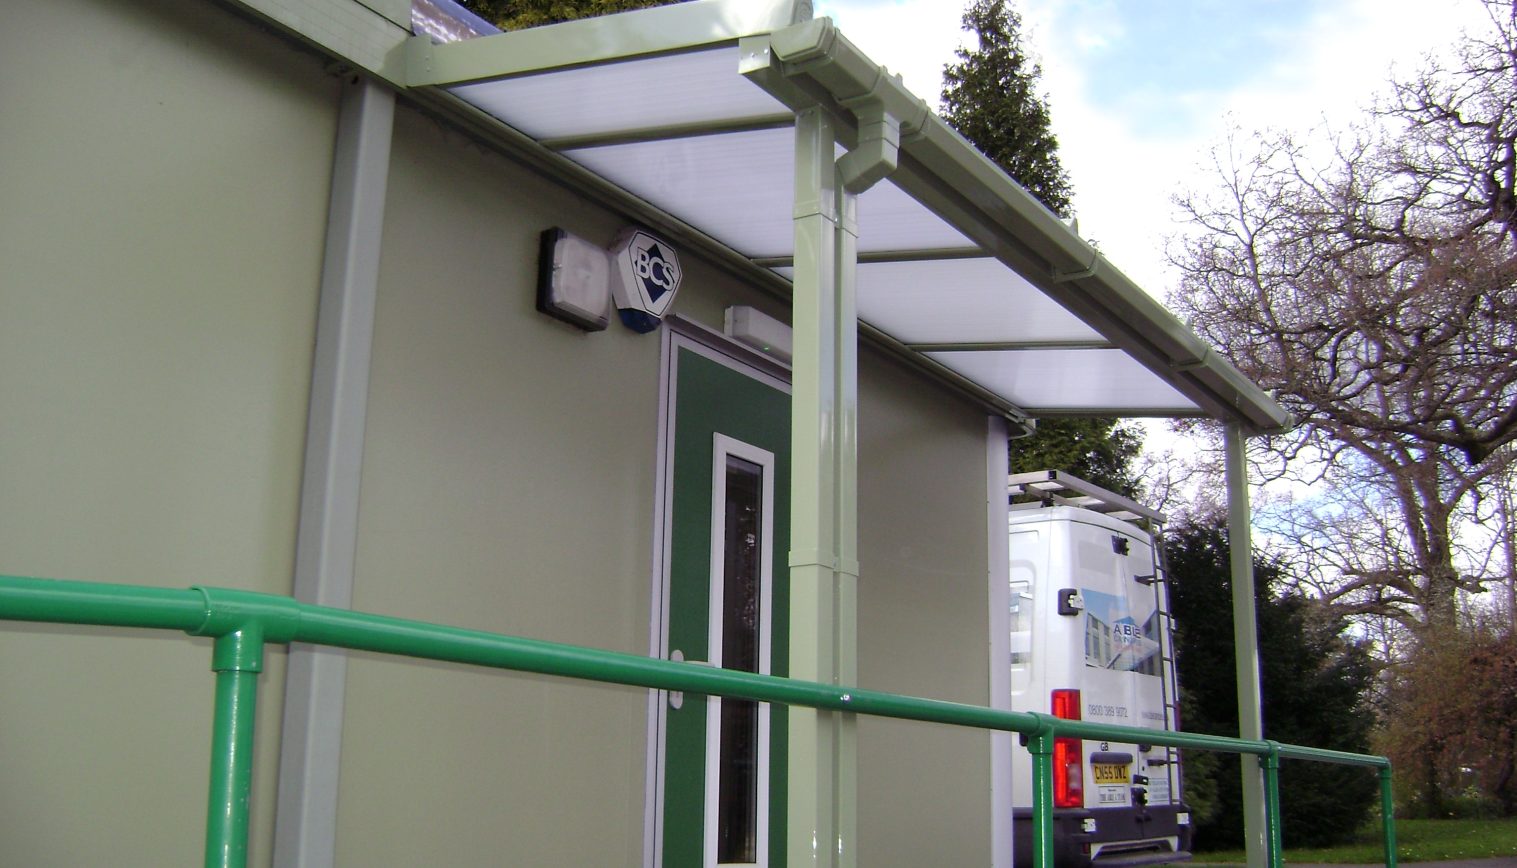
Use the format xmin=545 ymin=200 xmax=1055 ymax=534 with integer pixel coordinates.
xmin=1007 ymin=470 xmax=1167 ymax=526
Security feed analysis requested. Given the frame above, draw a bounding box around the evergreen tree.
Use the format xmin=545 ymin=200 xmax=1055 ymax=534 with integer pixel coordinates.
xmin=941 ymin=1 xmax=1138 ymax=494
xmin=1011 ymin=417 xmax=1143 ymax=498
xmin=1165 ymin=520 xmax=1378 ymax=848
xmin=456 ymin=0 xmax=681 ymax=30
xmin=941 ymin=0 xmax=1072 ymax=217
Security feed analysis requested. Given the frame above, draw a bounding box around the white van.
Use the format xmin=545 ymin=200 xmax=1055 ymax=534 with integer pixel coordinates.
xmin=1006 ymin=471 xmax=1192 ymax=866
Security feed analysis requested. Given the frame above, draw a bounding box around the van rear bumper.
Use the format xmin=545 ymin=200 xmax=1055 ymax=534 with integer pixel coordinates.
xmin=1012 ymin=804 xmax=1192 ymax=867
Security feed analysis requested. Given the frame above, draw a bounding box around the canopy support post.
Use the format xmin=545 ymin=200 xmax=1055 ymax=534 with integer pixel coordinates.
xmin=787 ymin=104 xmax=865 ymax=868
xmin=1226 ymin=423 xmax=1268 ymax=867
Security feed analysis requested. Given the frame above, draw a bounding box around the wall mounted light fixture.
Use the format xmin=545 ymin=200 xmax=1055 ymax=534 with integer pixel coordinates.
xmin=724 ymin=306 xmax=792 ymax=363
xmin=536 ymin=228 xmax=611 ymax=331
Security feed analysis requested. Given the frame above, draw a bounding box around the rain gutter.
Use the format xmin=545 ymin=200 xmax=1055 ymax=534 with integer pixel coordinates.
xmin=749 ymin=19 xmax=1293 ymax=435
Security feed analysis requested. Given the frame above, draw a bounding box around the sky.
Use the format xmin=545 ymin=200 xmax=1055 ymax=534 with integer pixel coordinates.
xmin=812 ymin=0 xmax=1489 ymax=297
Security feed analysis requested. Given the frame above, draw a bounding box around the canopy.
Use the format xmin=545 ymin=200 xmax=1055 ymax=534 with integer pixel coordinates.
xmin=405 ymin=0 xmax=1290 ymax=434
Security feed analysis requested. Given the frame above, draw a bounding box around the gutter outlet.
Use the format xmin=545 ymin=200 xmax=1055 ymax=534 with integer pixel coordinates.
xmin=837 ymin=103 xmax=900 ymax=193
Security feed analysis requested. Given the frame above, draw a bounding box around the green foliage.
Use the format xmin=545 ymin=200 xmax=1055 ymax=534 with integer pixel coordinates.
xmin=1164 ymin=520 xmax=1378 ymax=849
xmin=1376 ymin=624 xmax=1517 ymax=819
xmin=1009 ymin=417 xmax=1142 ymax=498
xmin=941 ymin=0 xmax=1072 ymax=216
xmin=1191 ymin=816 xmax=1517 ymax=864
xmin=454 ymin=0 xmax=683 ymax=30
xmin=1177 ymin=727 xmax=1223 ymax=829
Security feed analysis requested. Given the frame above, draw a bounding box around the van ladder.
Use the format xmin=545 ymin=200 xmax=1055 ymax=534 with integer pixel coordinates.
xmin=1145 ymin=529 xmax=1183 ymax=805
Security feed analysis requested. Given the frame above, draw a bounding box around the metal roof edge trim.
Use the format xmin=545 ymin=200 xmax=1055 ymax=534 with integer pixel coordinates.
xmin=762 ymin=19 xmax=1292 ymax=435
xmin=1018 ymin=407 xmax=1214 ymax=419
xmin=407 ymin=0 xmax=814 ymax=86
xmin=223 ymin=0 xmax=412 ymax=85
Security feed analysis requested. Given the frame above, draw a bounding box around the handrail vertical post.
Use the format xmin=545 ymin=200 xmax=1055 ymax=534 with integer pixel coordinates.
xmin=205 ymin=627 xmax=265 ymax=868
xmin=1262 ymin=744 xmax=1284 ymax=868
xmin=1026 ymin=728 xmax=1055 ymax=868
xmin=1380 ymin=767 xmax=1397 ymax=868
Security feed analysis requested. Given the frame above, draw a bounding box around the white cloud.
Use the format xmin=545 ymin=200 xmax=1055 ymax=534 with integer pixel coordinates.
xmin=812 ymin=0 xmax=968 ymax=106
xmin=1022 ymin=0 xmax=1490 ymax=297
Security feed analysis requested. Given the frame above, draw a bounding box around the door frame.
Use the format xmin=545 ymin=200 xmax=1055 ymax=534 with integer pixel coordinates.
xmin=702 ymin=433 xmax=776 ymax=868
xmin=644 ymin=317 xmax=791 ymax=868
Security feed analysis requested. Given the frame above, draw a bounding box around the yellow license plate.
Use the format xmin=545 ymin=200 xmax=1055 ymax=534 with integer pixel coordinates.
xmin=1092 ymin=763 xmax=1130 ymax=785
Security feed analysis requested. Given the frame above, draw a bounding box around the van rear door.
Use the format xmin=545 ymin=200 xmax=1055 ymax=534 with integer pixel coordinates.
xmin=1071 ymin=516 xmax=1145 ymax=811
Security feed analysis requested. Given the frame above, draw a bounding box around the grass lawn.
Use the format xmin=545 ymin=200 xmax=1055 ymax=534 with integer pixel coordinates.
xmin=1181 ymin=817 xmax=1517 ymax=864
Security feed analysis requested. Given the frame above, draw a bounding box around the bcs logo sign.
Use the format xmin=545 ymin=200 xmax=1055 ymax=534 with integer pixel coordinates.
xmin=610 ymin=228 xmax=683 ymax=333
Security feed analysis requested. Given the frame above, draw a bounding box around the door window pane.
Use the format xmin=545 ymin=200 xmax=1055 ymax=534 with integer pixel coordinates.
xmin=717 ymin=455 xmax=762 ymax=864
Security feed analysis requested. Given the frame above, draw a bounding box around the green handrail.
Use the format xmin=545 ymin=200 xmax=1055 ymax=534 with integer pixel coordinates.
xmin=0 ymin=576 xmax=1396 ymax=868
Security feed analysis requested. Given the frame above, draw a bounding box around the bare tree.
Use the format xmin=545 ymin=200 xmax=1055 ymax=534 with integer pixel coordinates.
xmin=1501 ymin=451 xmax=1517 ymax=624
xmin=1169 ymin=0 xmax=1517 ymax=634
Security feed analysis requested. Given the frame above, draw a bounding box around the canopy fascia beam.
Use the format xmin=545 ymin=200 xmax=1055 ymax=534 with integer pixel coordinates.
xmin=909 ymin=340 xmax=1117 ymax=352
xmin=752 ymin=247 xmax=989 ymax=267
xmin=404 ymin=0 xmax=813 ymax=87
xmin=1018 ymin=407 xmax=1209 ymax=418
xmin=750 ymin=19 xmax=1291 ymax=435
xmin=543 ymin=114 xmax=794 ymax=150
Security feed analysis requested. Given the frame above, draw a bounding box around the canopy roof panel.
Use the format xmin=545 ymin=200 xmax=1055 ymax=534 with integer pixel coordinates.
xmin=855 ymin=260 xmax=1106 ymax=346
xmin=451 ymin=46 xmax=784 ymax=142
xmin=407 ymin=0 xmax=1290 ymax=433
xmin=564 ymin=128 xmax=798 ymax=258
xmin=927 ymin=349 xmax=1195 ymax=414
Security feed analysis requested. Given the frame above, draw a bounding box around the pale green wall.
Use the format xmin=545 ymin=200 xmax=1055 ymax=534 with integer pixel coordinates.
xmin=857 ymin=356 xmax=995 ymax=867
xmin=330 ymin=106 xmax=795 ymax=866
xmin=0 ymin=0 xmax=336 ymax=864
xmin=0 ymin=0 xmax=1001 ymax=862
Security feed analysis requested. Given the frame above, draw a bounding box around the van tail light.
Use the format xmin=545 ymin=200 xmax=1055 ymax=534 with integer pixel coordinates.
xmin=1051 ymin=689 xmax=1083 ymax=808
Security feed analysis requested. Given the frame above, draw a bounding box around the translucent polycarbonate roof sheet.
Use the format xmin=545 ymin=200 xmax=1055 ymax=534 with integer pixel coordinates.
xmin=425 ymin=13 xmax=1256 ymax=420
xmin=565 ymin=128 xmax=797 ymax=257
xmin=854 ymin=180 xmax=977 ymax=254
xmin=849 ymin=259 xmax=1105 ymax=345
xmin=449 ymin=47 xmax=786 ymax=141
xmin=563 ymin=136 xmax=976 ymax=259
xmin=925 ymin=348 xmax=1199 ymax=411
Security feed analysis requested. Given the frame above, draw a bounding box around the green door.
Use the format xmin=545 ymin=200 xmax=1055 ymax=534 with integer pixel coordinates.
xmin=660 ymin=342 xmax=789 ymax=868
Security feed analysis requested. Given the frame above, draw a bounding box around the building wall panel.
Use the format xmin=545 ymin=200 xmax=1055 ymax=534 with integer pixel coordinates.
xmin=0 ymin=0 xmax=338 ymax=864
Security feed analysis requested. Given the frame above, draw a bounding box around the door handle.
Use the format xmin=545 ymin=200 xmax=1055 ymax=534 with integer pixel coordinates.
xmin=668 ymin=649 xmax=713 ymax=710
